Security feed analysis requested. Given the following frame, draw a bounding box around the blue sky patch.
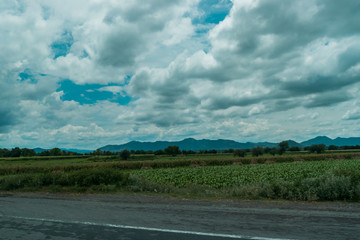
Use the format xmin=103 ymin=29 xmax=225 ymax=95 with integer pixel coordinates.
xmin=51 ymin=31 xmax=74 ymax=59
xmin=57 ymin=80 xmax=132 ymax=105
xmin=18 ymin=69 xmax=37 ymax=84
xmin=193 ymin=0 xmax=232 ymax=25
xmin=81 ymin=50 xmax=89 ymax=59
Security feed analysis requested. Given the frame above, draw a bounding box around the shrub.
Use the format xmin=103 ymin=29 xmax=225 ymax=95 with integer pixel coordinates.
xmin=288 ymin=146 xmax=300 ymax=152
xmin=316 ymin=173 xmax=353 ymax=200
xmin=251 ymin=147 xmax=264 ymax=157
xmin=120 ymin=150 xmax=131 ymax=160
xmin=164 ymin=146 xmax=181 ymax=156
xmin=0 ymin=168 xmax=129 ymax=190
xmin=233 ymin=149 xmax=246 ymax=157
xmin=308 ymin=144 xmax=326 ymax=154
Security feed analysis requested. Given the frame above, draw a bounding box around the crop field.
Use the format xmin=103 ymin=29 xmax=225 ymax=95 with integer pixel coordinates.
xmin=0 ymin=152 xmax=360 ymax=201
xmin=132 ymin=159 xmax=360 ymax=188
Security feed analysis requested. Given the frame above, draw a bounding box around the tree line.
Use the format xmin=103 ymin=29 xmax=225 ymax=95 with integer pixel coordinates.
xmin=91 ymin=142 xmax=358 ymax=159
xmin=0 ymin=147 xmax=80 ymax=158
xmin=2 ymin=142 xmax=360 ymax=158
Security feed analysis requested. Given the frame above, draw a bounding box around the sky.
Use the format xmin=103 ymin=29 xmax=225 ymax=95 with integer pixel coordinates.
xmin=1 ymin=0 xmax=360 ymax=150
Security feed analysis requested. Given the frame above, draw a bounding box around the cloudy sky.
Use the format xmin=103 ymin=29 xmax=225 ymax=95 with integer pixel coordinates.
xmin=1 ymin=0 xmax=360 ymax=150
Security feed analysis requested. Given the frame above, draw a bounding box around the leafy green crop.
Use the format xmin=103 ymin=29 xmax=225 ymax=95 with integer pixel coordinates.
xmin=132 ymin=159 xmax=360 ymax=189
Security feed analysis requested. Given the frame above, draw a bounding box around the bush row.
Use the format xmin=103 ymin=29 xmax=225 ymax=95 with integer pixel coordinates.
xmin=1 ymin=161 xmax=360 ymax=201
xmin=0 ymin=167 xmax=129 ymax=191
xmin=0 ymin=155 xmax=90 ymax=162
xmin=228 ymin=169 xmax=360 ymax=201
xmin=1 ymin=152 xmax=359 ymax=176
xmin=127 ymin=169 xmax=360 ymax=201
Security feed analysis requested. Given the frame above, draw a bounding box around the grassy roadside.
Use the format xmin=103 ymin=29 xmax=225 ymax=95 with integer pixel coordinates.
xmin=1 ymin=155 xmax=360 ymax=201
xmin=129 ymin=159 xmax=360 ymax=201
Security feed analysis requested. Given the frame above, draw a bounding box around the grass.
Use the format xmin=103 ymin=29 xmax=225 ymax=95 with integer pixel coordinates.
xmin=0 ymin=155 xmax=91 ymax=166
xmin=0 ymin=167 xmax=129 ymax=192
xmin=129 ymin=159 xmax=360 ymax=201
xmin=1 ymin=152 xmax=360 ymax=201
xmin=0 ymin=152 xmax=357 ymax=174
xmin=132 ymin=160 xmax=340 ymax=188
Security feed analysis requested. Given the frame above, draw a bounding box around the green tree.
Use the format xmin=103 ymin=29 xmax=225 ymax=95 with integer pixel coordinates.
xmin=49 ymin=148 xmax=62 ymax=156
xmin=103 ymin=151 xmax=112 ymax=156
xmin=92 ymin=149 xmax=103 ymax=156
xmin=39 ymin=150 xmax=50 ymax=156
xmin=154 ymin=150 xmax=165 ymax=155
xmin=269 ymin=148 xmax=277 ymax=156
xmin=251 ymin=146 xmax=264 ymax=157
xmin=10 ymin=147 xmax=22 ymax=157
xmin=288 ymin=146 xmax=300 ymax=152
xmin=164 ymin=145 xmax=180 ymax=156
xmin=120 ymin=149 xmax=131 ymax=160
xmin=309 ymin=144 xmax=326 ymax=154
xmin=328 ymin=145 xmax=338 ymax=150
xmin=233 ymin=149 xmax=246 ymax=157
xmin=278 ymin=141 xmax=289 ymax=155
xmin=0 ymin=148 xmax=10 ymax=157
xmin=264 ymin=147 xmax=271 ymax=154
xmin=21 ymin=148 xmax=36 ymax=157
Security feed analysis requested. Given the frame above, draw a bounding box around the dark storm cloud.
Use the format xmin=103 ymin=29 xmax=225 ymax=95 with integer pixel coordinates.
xmin=2 ymin=0 xmax=360 ymax=148
xmin=337 ymin=46 xmax=360 ymax=72
xmin=106 ymin=0 xmax=180 ymax=26
xmin=154 ymin=82 xmax=190 ymax=105
xmin=266 ymin=99 xmax=301 ymax=113
xmin=230 ymin=0 xmax=360 ymax=57
xmin=97 ymin=29 xmax=143 ymax=67
xmin=343 ymin=110 xmax=360 ymax=120
xmin=98 ymin=0 xmax=188 ymax=68
xmin=0 ymin=79 xmax=22 ymax=133
xmin=316 ymin=0 xmax=360 ymax=36
xmin=280 ymin=75 xmax=359 ymax=96
xmin=130 ymin=68 xmax=193 ymax=107
xmin=0 ymin=108 xmax=18 ymax=133
xmin=198 ymin=0 xmax=360 ymax=112
xmin=134 ymin=110 xmax=199 ymax=128
xmin=304 ymin=93 xmax=352 ymax=108
xmin=204 ymin=96 xmax=262 ymax=110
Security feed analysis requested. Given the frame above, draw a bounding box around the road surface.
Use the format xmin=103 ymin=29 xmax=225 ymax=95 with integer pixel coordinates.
xmin=0 ymin=193 xmax=359 ymax=239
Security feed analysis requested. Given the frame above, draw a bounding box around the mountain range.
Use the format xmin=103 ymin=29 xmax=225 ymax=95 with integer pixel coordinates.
xmin=98 ymin=136 xmax=360 ymax=152
xmin=30 ymin=136 xmax=360 ymax=153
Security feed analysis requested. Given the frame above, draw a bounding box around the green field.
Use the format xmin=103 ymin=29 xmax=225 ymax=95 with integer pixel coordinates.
xmin=129 ymin=159 xmax=360 ymax=201
xmin=132 ymin=159 xmax=360 ymax=188
xmin=1 ymin=152 xmax=360 ymax=201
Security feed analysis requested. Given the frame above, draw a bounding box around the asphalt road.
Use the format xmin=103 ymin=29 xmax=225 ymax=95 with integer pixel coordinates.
xmin=0 ymin=193 xmax=359 ymax=240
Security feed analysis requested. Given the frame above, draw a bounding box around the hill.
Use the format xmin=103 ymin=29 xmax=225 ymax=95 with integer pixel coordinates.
xmin=99 ymin=138 xmax=282 ymax=152
xmin=30 ymin=136 xmax=360 ymax=153
xmin=301 ymin=136 xmax=360 ymax=146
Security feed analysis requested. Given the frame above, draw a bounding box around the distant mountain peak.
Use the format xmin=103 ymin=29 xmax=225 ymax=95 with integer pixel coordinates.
xmin=98 ymin=136 xmax=360 ymax=152
xmin=99 ymin=138 xmax=280 ymax=152
xmin=314 ymin=136 xmax=332 ymax=140
xmin=301 ymin=136 xmax=360 ymax=146
xmin=182 ymin=138 xmax=196 ymax=141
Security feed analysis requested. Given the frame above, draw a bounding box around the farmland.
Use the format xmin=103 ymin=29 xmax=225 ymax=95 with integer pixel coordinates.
xmin=131 ymin=159 xmax=360 ymax=201
xmin=0 ymin=152 xmax=360 ymax=201
xmin=133 ymin=159 xmax=360 ymax=188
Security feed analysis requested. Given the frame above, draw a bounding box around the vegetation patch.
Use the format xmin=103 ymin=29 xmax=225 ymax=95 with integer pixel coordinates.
xmin=0 ymin=167 xmax=129 ymax=191
xmin=1 ymin=153 xmax=360 ymax=201
xmin=130 ymin=159 xmax=360 ymax=201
